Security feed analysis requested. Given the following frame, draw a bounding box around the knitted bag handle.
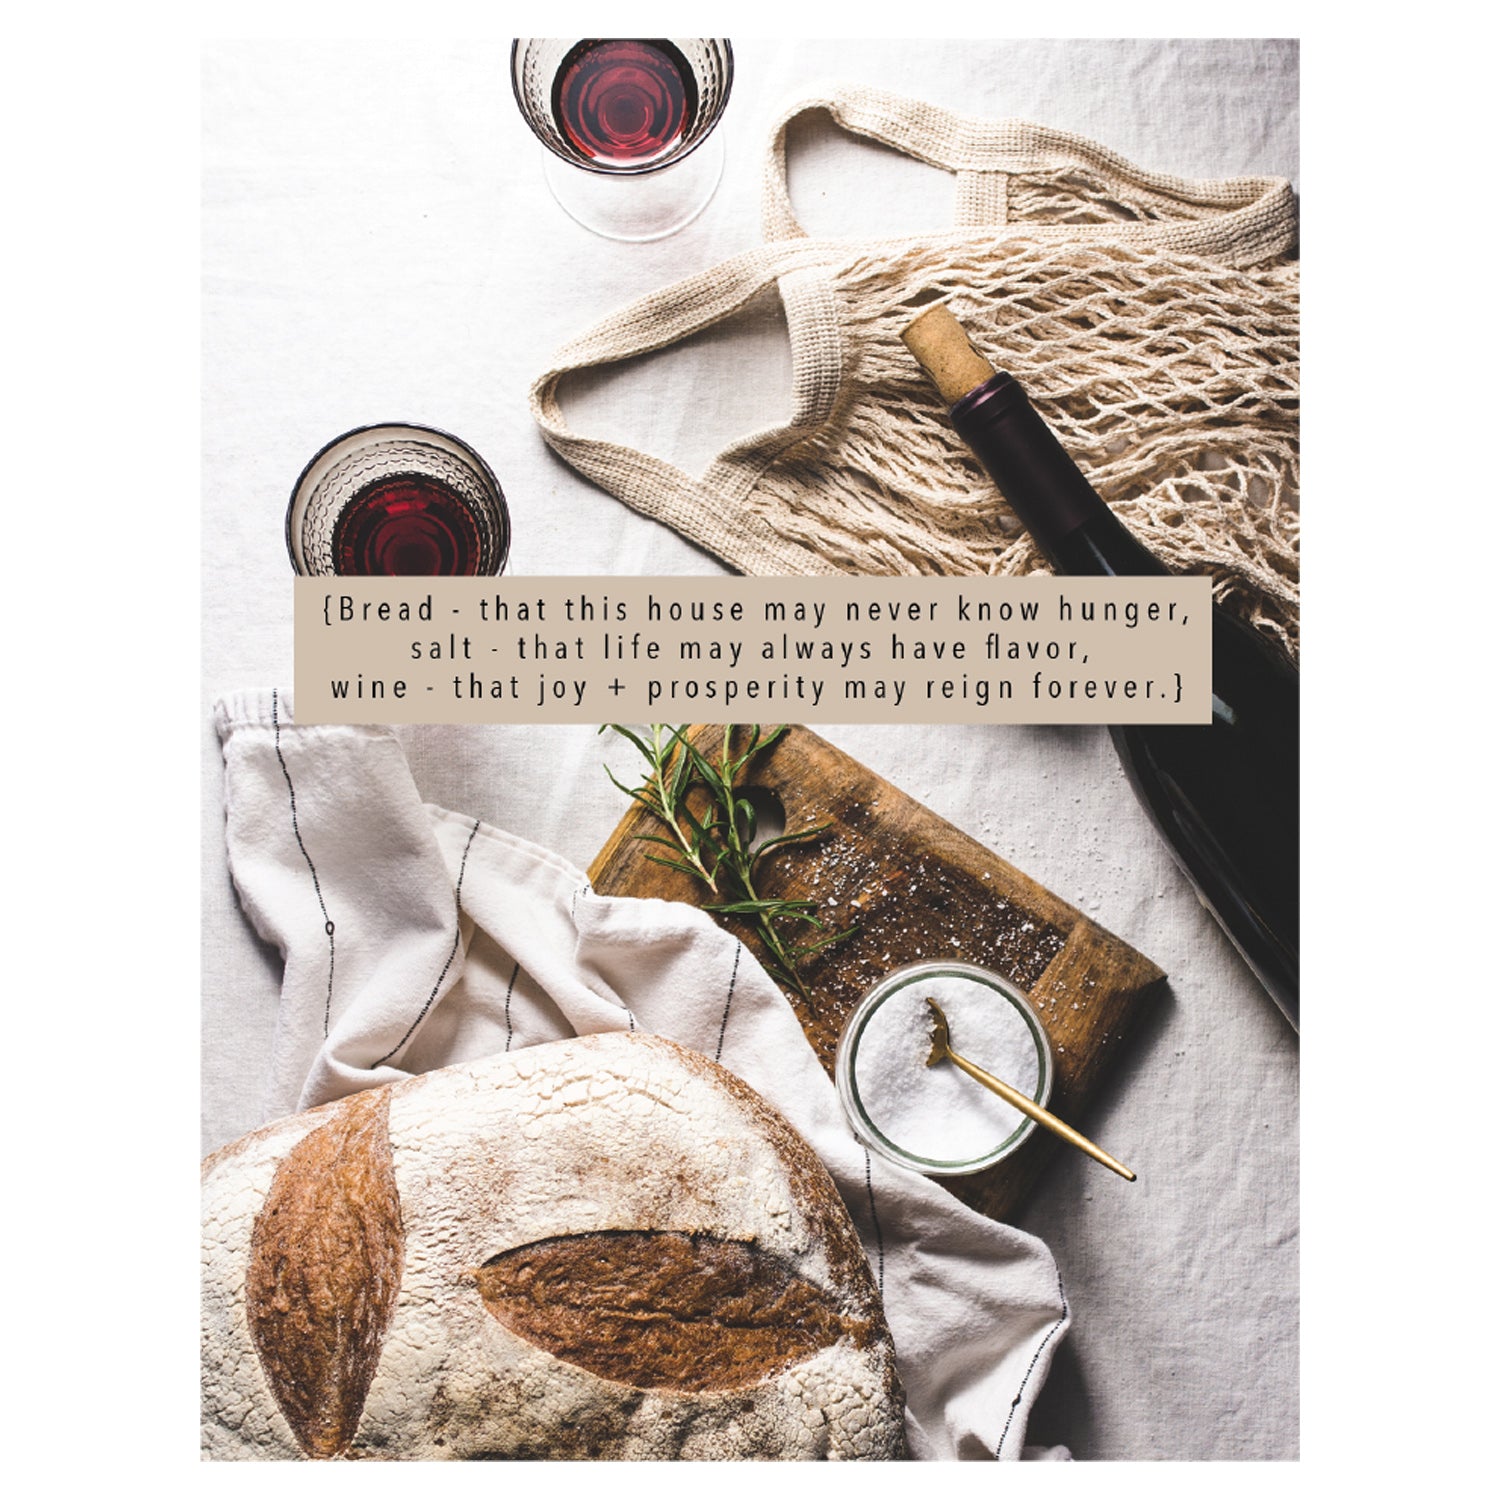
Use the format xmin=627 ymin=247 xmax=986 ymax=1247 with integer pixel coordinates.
xmin=762 ymin=84 xmax=1297 ymax=267
xmin=528 ymin=240 xmax=851 ymax=576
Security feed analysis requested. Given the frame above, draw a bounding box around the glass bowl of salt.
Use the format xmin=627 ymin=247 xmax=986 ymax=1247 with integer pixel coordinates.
xmin=835 ymin=962 xmax=1055 ymax=1176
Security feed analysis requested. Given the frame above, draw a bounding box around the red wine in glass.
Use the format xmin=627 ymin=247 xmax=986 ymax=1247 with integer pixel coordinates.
xmin=331 ymin=473 xmax=486 ymax=576
xmin=287 ymin=424 xmax=508 ymax=576
xmin=551 ymin=40 xmax=698 ymax=168
xmin=512 ymin=39 xmax=731 ymax=239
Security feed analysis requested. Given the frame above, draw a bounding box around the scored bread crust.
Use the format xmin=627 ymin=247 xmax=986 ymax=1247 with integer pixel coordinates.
xmin=202 ymin=1033 xmax=905 ymax=1460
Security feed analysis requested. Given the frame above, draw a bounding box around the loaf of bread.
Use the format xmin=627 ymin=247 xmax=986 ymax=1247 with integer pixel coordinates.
xmin=202 ymin=1032 xmax=905 ymax=1459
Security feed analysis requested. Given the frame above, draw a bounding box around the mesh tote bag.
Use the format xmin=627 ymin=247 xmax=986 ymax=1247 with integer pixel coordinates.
xmin=530 ymin=86 xmax=1300 ymax=650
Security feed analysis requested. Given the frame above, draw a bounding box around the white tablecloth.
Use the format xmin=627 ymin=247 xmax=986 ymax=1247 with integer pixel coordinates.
xmin=202 ymin=37 xmax=1299 ymax=1461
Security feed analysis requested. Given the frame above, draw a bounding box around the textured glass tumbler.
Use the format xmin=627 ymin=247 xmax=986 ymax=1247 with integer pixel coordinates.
xmin=286 ymin=424 xmax=510 ymax=577
xmin=511 ymin=39 xmax=734 ymax=241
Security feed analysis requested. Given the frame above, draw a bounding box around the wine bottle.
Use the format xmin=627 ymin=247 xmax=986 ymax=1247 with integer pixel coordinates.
xmin=903 ymin=304 xmax=1299 ymax=1031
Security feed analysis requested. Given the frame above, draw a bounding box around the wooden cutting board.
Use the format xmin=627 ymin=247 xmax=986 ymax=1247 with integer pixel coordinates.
xmin=588 ymin=726 xmax=1164 ymax=1222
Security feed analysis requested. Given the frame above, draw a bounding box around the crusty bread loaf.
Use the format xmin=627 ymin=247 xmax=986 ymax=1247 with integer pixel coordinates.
xmin=202 ymin=1033 xmax=904 ymax=1460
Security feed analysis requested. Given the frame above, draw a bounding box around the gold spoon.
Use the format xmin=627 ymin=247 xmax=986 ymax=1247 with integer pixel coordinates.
xmin=924 ymin=998 xmax=1136 ymax=1182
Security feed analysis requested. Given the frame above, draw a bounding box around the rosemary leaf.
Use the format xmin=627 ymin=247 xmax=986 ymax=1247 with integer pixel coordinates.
xmin=602 ymin=724 xmax=855 ymax=1002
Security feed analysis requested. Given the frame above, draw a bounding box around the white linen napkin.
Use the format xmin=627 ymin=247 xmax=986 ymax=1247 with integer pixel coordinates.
xmin=214 ymin=690 xmax=1070 ymax=1460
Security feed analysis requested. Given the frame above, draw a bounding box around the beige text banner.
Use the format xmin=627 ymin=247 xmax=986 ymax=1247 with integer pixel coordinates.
xmin=294 ymin=576 xmax=1212 ymax=725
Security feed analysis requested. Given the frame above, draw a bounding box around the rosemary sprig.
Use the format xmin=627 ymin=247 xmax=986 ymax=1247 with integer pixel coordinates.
xmin=601 ymin=724 xmax=855 ymax=1001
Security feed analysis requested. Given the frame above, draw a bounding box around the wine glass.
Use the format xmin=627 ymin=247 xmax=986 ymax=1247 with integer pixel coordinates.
xmin=286 ymin=423 xmax=510 ymax=577
xmin=510 ymin=39 xmax=734 ymax=242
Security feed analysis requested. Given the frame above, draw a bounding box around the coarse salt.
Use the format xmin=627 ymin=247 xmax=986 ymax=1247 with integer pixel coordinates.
xmin=845 ymin=968 xmax=1047 ymax=1167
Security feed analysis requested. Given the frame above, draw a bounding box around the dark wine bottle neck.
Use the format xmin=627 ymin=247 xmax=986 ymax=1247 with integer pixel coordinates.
xmin=1048 ymin=511 xmax=1168 ymax=578
xmin=949 ymin=372 xmax=1166 ymax=578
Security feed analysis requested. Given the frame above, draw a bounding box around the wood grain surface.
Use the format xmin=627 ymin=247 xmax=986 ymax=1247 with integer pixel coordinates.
xmin=588 ymin=726 xmax=1165 ymax=1221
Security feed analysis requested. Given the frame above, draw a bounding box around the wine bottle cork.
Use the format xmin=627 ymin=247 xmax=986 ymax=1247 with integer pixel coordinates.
xmin=901 ymin=302 xmax=996 ymax=405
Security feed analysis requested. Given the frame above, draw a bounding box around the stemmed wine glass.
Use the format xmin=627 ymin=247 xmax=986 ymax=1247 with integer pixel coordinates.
xmin=511 ymin=39 xmax=734 ymax=242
